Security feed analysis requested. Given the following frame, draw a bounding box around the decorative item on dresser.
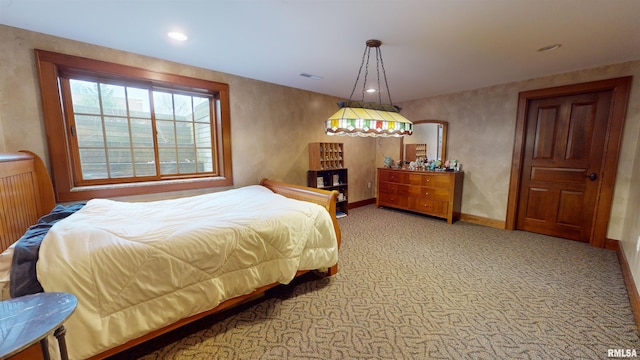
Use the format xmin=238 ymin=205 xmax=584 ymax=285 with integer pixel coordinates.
xmin=308 ymin=142 xmax=348 ymax=217
xmin=377 ymin=168 xmax=463 ymax=224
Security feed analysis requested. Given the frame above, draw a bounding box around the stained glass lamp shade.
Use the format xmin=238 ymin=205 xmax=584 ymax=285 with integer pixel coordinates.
xmin=324 ymin=39 xmax=413 ymax=137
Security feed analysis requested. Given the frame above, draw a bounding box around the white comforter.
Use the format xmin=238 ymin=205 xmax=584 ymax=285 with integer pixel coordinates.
xmin=37 ymin=185 xmax=339 ymax=360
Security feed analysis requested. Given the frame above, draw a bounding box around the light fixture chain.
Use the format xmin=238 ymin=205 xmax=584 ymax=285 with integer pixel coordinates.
xmin=347 ymin=44 xmax=370 ymax=102
xmin=378 ymin=46 xmax=394 ymax=107
xmin=361 ymin=46 xmax=372 ymax=102
xmin=376 ymin=47 xmax=382 ymax=105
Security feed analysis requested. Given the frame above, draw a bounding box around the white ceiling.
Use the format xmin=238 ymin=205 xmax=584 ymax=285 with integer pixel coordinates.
xmin=1 ymin=0 xmax=639 ymax=102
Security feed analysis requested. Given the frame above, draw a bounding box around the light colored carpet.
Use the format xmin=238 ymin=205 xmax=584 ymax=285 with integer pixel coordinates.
xmin=116 ymin=205 xmax=639 ymax=359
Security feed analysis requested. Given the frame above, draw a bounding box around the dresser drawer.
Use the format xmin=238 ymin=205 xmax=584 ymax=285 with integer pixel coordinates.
xmin=379 ymin=181 xmax=400 ymax=194
xmin=410 ymin=198 xmax=449 ymax=217
xmin=399 ymin=185 xmax=449 ymax=200
xmin=419 ymin=187 xmax=450 ymax=201
xmin=398 ymin=184 xmax=419 ymax=197
xmin=379 ymin=170 xmax=406 ymax=183
xmin=422 ymin=174 xmax=451 ymax=188
xmin=407 ymin=173 xmax=424 ymax=186
xmin=379 ymin=193 xmax=408 ymax=208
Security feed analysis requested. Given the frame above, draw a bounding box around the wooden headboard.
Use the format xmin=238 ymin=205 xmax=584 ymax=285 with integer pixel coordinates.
xmin=0 ymin=151 xmax=56 ymax=251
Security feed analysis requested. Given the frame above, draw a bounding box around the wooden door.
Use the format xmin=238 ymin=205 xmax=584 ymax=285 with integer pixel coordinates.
xmin=517 ymin=91 xmax=611 ymax=241
xmin=506 ymin=77 xmax=632 ymax=247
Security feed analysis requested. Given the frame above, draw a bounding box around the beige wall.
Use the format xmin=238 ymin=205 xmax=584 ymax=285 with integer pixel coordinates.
xmin=0 ymin=24 xmax=378 ymax=203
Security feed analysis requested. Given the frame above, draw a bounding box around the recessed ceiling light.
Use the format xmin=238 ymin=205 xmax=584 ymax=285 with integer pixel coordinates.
xmin=537 ymin=43 xmax=561 ymax=52
xmin=168 ymin=32 xmax=188 ymax=41
xmin=299 ymin=73 xmax=323 ymax=80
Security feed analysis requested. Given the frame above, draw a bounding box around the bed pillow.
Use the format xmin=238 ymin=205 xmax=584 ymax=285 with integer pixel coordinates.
xmin=10 ymin=203 xmax=85 ymax=298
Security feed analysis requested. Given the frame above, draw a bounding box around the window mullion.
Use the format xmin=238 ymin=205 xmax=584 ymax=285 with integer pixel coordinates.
xmin=191 ymin=97 xmax=197 ymax=168
xmin=97 ymin=83 xmax=111 ymax=180
xmin=172 ymin=94 xmax=179 ymax=176
xmin=124 ymin=86 xmax=136 ymax=177
xmin=149 ymin=89 xmax=162 ymax=179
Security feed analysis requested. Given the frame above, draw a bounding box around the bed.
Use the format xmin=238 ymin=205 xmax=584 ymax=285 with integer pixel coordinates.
xmin=0 ymin=151 xmax=341 ymax=359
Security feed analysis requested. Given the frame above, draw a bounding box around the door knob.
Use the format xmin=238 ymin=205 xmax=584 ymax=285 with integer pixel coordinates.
xmin=587 ymin=173 xmax=598 ymax=181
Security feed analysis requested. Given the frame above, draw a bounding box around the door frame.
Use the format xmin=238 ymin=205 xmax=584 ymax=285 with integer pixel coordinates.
xmin=505 ymin=76 xmax=632 ymax=247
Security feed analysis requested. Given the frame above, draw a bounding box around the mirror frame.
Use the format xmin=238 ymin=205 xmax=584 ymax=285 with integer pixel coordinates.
xmin=401 ymin=119 xmax=448 ymax=163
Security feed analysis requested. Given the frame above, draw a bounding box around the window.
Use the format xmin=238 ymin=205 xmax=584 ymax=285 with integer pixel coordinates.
xmin=35 ymin=50 xmax=232 ymax=202
xmin=68 ymin=79 xmax=216 ymax=181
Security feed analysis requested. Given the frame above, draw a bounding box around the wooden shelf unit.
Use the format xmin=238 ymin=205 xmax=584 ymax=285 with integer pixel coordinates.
xmin=307 ymin=168 xmax=348 ymax=217
xmin=309 ymin=142 xmax=344 ymax=170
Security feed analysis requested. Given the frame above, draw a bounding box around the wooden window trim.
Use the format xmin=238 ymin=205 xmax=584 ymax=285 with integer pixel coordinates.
xmin=35 ymin=49 xmax=233 ymax=202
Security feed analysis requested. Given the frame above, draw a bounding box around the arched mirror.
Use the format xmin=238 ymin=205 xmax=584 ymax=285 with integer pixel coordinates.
xmin=401 ymin=120 xmax=448 ymax=163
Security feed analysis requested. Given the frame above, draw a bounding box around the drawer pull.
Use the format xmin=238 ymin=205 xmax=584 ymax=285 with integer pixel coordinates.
xmin=425 ymin=192 xmax=429 ymax=196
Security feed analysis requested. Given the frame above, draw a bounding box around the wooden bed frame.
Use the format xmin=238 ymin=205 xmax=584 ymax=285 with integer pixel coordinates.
xmin=0 ymin=150 xmax=341 ymax=359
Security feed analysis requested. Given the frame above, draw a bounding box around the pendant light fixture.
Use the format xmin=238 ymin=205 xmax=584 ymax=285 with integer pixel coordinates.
xmin=325 ymin=39 xmax=413 ymax=137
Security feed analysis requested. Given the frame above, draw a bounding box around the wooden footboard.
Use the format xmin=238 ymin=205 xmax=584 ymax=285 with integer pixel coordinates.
xmin=260 ymin=178 xmax=341 ymax=250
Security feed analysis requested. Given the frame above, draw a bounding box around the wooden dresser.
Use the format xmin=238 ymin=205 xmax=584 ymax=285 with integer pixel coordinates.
xmin=377 ymin=168 xmax=464 ymax=224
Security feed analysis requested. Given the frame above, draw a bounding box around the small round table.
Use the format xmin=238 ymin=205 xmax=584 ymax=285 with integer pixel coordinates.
xmin=0 ymin=292 xmax=77 ymax=360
